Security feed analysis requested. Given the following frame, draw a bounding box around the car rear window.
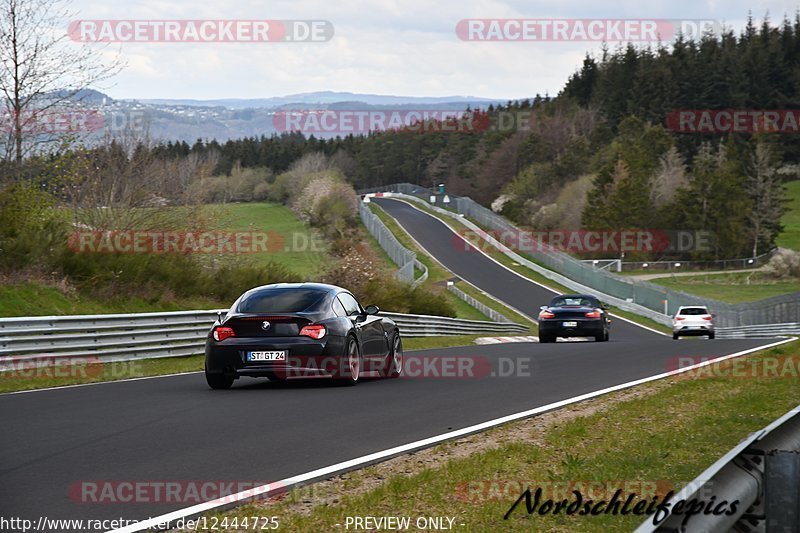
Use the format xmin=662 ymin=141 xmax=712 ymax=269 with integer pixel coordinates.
xmin=678 ymin=307 xmax=709 ymax=315
xmin=550 ymin=296 xmax=597 ymax=307
xmin=238 ymin=288 xmax=327 ymax=313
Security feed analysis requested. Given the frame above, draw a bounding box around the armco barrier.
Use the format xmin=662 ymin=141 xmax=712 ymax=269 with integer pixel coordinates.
xmin=359 ymin=199 xmax=428 ymax=287
xmin=716 ymin=322 xmax=800 ymax=339
xmin=0 ymin=309 xmax=529 ymax=368
xmin=636 ymin=403 xmax=800 ymax=532
xmin=447 ymin=283 xmax=515 ymax=324
xmin=362 ymin=184 xmax=800 ymax=328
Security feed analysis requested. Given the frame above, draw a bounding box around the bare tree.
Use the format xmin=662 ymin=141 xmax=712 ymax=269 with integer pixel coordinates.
xmin=651 ymin=146 xmax=688 ymax=208
xmin=745 ymin=142 xmax=785 ymax=257
xmin=0 ymin=0 xmax=122 ymax=164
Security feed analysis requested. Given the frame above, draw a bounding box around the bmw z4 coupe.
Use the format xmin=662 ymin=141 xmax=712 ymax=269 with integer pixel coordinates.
xmin=204 ymin=283 xmax=402 ymax=388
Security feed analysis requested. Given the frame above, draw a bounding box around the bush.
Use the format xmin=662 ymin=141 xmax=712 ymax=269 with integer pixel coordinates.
xmin=55 ymin=247 xmax=300 ymax=303
xmin=764 ymin=249 xmax=800 ymax=279
xmin=188 ymin=166 xmax=272 ymax=203
xmin=0 ymin=182 xmax=68 ymax=272
xmin=359 ymin=277 xmax=456 ymax=317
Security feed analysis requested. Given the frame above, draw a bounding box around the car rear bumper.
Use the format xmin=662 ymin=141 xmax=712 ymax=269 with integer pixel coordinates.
xmin=539 ymin=319 xmax=605 ymax=337
xmin=205 ymin=335 xmax=348 ymax=378
xmin=673 ymin=325 xmax=714 ymax=336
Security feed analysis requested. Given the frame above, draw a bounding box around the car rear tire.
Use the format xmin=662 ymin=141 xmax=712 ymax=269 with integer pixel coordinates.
xmin=334 ymin=336 xmax=361 ymax=386
xmin=382 ymin=333 xmax=403 ymax=378
xmin=595 ymin=330 xmax=609 ymax=342
xmin=205 ymin=366 xmax=234 ymax=390
xmin=672 ymin=333 xmax=679 ymax=340
xmin=708 ymin=332 xmax=715 ymax=340
xmin=539 ymin=333 xmax=555 ymax=343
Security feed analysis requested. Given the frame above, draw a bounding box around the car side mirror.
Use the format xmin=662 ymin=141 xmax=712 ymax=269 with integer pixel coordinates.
xmin=365 ymin=304 xmax=380 ymax=315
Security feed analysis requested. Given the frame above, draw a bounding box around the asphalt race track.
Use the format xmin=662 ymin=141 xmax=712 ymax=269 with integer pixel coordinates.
xmin=372 ymin=197 xmax=654 ymax=341
xmin=0 ymin=198 xmax=781 ymax=530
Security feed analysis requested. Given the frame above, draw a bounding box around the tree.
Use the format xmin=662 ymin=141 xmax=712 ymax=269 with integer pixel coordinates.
xmin=0 ymin=0 xmax=122 ymax=165
xmin=744 ymin=141 xmax=785 ymax=256
xmin=651 ymin=146 xmax=688 ymax=208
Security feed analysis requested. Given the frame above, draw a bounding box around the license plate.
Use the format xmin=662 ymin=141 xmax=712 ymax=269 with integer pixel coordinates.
xmin=562 ymin=321 xmax=578 ymax=327
xmin=247 ymin=351 xmax=286 ymax=362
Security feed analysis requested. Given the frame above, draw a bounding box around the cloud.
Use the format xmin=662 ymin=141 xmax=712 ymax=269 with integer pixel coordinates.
xmin=68 ymin=0 xmax=798 ymax=100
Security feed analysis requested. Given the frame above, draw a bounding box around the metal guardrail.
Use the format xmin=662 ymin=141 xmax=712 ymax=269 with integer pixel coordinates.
xmin=717 ymin=322 xmax=800 ymax=339
xmin=447 ymin=283 xmax=516 ymax=324
xmin=363 ymin=184 xmax=800 ymax=328
xmin=636 ymin=403 xmax=800 ymax=532
xmin=358 ymin=199 xmax=428 ymax=287
xmin=0 ymin=309 xmax=529 ymax=368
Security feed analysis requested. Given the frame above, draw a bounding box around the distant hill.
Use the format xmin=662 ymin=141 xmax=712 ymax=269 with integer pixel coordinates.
xmin=40 ymin=90 xmax=508 ymax=142
xmin=131 ymin=91 xmax=506 ymax=109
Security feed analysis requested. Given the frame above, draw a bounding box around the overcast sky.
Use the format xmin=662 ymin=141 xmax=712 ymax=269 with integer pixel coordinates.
xmin=67 ymin=0 xmax=799 ymax=101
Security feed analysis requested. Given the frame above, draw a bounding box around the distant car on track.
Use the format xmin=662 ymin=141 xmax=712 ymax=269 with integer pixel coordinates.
xmin=672 ymin=305 xmax=715 ymax=340
xmin=538 ymin=294 xmax=611 ymax=343
xmin=204 ymin=283 xmax=402 ymax=389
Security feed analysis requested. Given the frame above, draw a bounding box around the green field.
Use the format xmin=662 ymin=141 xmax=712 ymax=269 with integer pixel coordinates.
xmin=650 ymin=271 xmax=800 ymax=303
xmin=777 ymin=180 xmax=800 ymax=250
xmin=198 ymin=203 xmax=329 ymax=278
xmin=1 ymin=202 xmax=330 ymax=317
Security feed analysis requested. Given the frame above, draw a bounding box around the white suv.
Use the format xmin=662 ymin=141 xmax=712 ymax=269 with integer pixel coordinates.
xmin=672 ymin=306 xmax=715 ymax=340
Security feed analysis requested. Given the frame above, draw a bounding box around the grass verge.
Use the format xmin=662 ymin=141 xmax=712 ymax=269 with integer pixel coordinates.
xmin=201 ymin=339 xmax=799 ymax=532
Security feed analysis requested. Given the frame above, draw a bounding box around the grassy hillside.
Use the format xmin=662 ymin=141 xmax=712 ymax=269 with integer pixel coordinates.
xmin=0 ymin=283 xmax=223 ymax=317
xmin=1 ymin=202 xmax=331 ymax=317
xmin=650 ymin=272 xmax=799 ymax=304
xmin=776 ymin=180 xmax=800 ymax=251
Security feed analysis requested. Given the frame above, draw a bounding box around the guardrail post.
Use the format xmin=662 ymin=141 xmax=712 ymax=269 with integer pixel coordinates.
xmin=765 ymin=450 xmax=800 ymax=532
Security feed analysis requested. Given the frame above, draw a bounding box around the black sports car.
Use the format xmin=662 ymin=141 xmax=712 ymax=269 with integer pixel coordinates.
xmin=204 ymin=283 xmax=402 ymax=388
xmin=537 ymin=294 xmax=611 ymax=343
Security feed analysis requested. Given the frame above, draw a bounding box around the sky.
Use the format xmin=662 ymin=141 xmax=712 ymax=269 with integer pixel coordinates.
xmin=65 ymin=0 xmax=800 ymax=101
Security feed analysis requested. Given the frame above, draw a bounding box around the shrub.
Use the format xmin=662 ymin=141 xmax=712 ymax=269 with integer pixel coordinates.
xmin=0 ymin=182 xmax=68 ymax=272
xmin=764 ymin=249 xmax=800 ymax=279
xmin=359 ymin=277 xmax=456 ymax=317
xmin=55 ymin=247 xmax=300 ymax=303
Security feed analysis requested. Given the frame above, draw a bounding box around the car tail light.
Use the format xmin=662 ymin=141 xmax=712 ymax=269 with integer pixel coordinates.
xmin=585 ymin=310 xmax=601 ymax=318
xmin=299 ymin=324 xmax=327 ymax=339
xmin=675 ymin=316 xmax=685 ymax=321
xmin=703 ymin=315 xmax=713 ymax=321
xmin=212 ymin=326 xmax=235 ymax=341
xmin=539 ymin=310 xmax=555 ymax=319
